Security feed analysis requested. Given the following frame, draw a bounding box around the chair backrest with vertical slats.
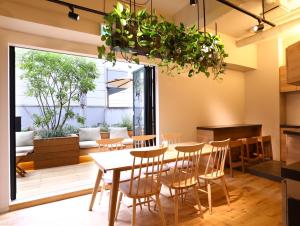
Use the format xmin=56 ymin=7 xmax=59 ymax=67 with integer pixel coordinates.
xmin=132 ymin=135 xmax=156 ymax=148
xmin=129 ymin=147 xmax=168 ymax=196
xmin=96 ymin=138 xmax=124 ymax=152
xmin=161 ymin=132 xmax=182 ymax=145
xmin=171 ymin=143 xmax=205 ymax=188
xmin=204 ymin=139 xmax=230 ymax=178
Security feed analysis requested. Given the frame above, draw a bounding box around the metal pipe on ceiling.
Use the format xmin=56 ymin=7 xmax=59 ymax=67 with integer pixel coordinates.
xmin=216 ymin=0 xmax=276 ymax=27
xmin=47 ymin=0 xmax=107 ymax=16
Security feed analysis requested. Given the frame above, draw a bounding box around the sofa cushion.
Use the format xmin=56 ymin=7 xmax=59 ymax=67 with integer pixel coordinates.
xmin=110 ymin=127 xmax=129 ymax=139
xmin=79 ymin=141 xmax=99 ymax=149
xmin=16 ymin=131 xmax=34 ymax=147
xmin=79 ymin=127 xmax=100 ymax=141
xmin=16 ymin=146 xmax=34 ymax=154
xmin=122 ymin=138 xmax=133 ymax=145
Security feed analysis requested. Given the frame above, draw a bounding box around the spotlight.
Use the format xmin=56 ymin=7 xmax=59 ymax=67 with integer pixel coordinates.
xmin=190 ymin=0 xmax=197 ymax=6
xmin=68 ymin=6 xmax=80 ymax=21
xmin=253 ymin=22 xmax=264 ymax=32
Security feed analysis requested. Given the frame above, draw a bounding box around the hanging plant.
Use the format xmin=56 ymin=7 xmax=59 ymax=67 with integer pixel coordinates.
xmin=98 ymin=2 xmax=228 ymax=78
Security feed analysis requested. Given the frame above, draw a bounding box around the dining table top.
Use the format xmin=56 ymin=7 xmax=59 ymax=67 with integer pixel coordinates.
xmin=89 ymin=142 xmax=212 ymax=173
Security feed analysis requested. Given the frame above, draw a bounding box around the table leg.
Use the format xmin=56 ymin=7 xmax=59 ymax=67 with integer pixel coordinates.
xmin=108 ymin=170 xmax=121 ymax=226
xmin=89 ymin=169 xmax=103 ymax=211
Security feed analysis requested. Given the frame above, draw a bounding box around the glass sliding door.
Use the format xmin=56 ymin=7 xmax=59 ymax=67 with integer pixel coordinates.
xmin=132 ymin=66 xmax=156 ymax=136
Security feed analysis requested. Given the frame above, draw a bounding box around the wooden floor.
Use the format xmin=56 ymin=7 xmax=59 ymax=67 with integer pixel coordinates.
xmin=2 ymin=170 xmax=282 ymax=226
xmin=16 ymin=162 xmax=98 ymax=201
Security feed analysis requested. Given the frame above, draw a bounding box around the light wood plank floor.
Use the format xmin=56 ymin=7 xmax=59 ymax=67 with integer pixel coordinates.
xmin=3 ymin=170 xmax=282 ymax=226
xmin=16 ymin=162 xmax=98 ymax=201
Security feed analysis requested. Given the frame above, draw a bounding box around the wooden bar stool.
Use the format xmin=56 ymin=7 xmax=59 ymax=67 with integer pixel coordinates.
xmin=228 ymin=140 xmax=245 ymax=177
xmin=242 ymin=137 xmax=260 ymax=165
xmin=258 ymin=135 xmax=273 ymax=161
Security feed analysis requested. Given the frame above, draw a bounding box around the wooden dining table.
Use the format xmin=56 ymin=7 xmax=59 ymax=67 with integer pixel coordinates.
xmin=88 ymin=142 xmax=212 ymax=226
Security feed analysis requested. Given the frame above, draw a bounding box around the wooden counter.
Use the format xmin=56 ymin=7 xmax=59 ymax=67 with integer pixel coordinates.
xmin=197 ymin=124 xmax=262 ymax=142
xmin=283 ymin=130 xmax=300 ymax=165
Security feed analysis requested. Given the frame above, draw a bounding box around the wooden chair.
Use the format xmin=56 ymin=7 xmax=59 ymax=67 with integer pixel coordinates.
xmin=96 ymin=138 xmax=125 ymax=152
xmin=258 ymin=135 xmax=273 ymax=161
xmin=228 ymin=140 xmax=245 ymax=177
xmin=242 ymin=137 xmax=260 ymax=164
xmin=96 ymin=138 xmax=132 ymax=206
xmin=160 ymin=143 xmax=205 ymax=226
xmin=115 ymin=147 xmax=168 ymax=226
xmin=132 ymin=135 xmax=156 ymax=148
xmin=161 ymin=132 xmax=182 ymax=145
xmin=198 ymin=139 xmax=231 ymax=215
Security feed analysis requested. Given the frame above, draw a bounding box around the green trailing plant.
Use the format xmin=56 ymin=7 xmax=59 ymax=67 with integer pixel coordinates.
xmin=98 ymin=2 xmax=228 ymax=78
xmin=20 ymin=50 xmax=98 ymax=135
xmin=118 ymin=115 xmax=133 ymax=131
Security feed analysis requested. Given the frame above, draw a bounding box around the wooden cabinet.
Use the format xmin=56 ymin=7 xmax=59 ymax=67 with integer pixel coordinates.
xmin=280 ymin=127 xmax=300 ymax=162
xmin=280 ymin=66 xmax=298 ymax=93
xmin=286 ymin=41 xmax=300 ymax=85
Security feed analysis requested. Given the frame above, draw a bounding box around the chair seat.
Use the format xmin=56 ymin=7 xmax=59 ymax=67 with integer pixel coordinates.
xmin=119 ymin=178 xmax=161 ymax=198
xmin=79 ymin=141 xmax=98 ymax=149
xmin=198 ymin=170 xmax=225 ymax=180
xmin=143 ymin=164 xmax=170 ymax=175
xmin=167 ymin=160 xmax=193 ymax=169
xmin=122 ymin=138 xmax=133 ymax=145
xmin=160 ymin=172 xmax=198 ymax=189
xmin=16 ymin=146 xmax=34 ymax=154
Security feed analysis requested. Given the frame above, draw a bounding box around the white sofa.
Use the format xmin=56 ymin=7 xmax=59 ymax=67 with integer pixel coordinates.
xmin=15 ymin=131 xmax=34 ymax=176
xmin=79 ymin=127 xmax=100 ymax=149
xmin=109 ymin=127 xmax=133 ymax=146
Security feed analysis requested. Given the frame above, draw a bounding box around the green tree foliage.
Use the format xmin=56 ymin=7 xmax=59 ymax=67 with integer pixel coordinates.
xmin=20 ymin=50 xmax=98 ymax=132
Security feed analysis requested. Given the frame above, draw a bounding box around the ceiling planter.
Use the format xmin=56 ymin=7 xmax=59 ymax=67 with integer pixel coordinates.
xmin=98 ymin=2 xmax=228 ymax=78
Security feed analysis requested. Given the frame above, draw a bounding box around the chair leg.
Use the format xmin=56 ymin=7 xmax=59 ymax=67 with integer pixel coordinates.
xmin=138 ymin=198 xmax=143 ymax=211
xmin=241 ymin=147 xmax=245 ymax=173
xmin=207 ymin=182 xmax=212 ymax=215
xmin=174 ymin=189 xmax=179 ymax=226
xmin=221 ymin=177 xmax=230 ymax=206
xmin=98 ymin=182 xmax=104 ymax=205
xmin=132 ymin=198 xmax=137 ymax=226
xmin=228 ymin=150 xmax=233 ymax=177
xmin=147 ymin=197 xmax=151 ymax=211
xmin=115 ymin=192 xmax=123 ymax=221
xmin=155 ymin=194 xmax=166 ymax=226
xmin=192 ymin=186 xmax=203 ymax=218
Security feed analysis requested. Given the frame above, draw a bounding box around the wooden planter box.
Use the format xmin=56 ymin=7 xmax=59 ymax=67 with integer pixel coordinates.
xmin=33 ymin=135 xmax=79 ymax=169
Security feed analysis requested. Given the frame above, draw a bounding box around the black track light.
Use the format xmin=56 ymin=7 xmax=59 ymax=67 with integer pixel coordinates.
xmin=253 ymin=22 xmax=264 ymax=32
xmin=190 ymin=0 xmax=197 ymax=6
xmin=68 ymin=6 xmax=80 ymax=21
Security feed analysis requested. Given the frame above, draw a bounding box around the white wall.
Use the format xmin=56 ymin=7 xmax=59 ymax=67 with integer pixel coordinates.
xmin=244 ymin=38 xmax=280 ymax=160
xmin=158 ymin=69 xmax=246 ymax=142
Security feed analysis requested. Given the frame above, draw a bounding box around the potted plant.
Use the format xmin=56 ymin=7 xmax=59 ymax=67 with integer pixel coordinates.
xmin=118 ymin=115 xmax=133 ymax=137
xmin=100 ymin=122 xmax=110 ymax=139
xmin=98 ymin=2 xmax=228 ymax=78
xmin=20 ymin=50 xmax=98 ymax=169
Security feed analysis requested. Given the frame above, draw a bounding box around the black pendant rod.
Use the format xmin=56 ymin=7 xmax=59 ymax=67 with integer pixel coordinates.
xmin=216 ymin=0 xmax=275 ymax=27
xmin=197 ymin=0 xmax=200 ymax=30
xmin=203 ymin=0 xmax=206 ymax=33
xmin=47 ymin=0 xmax=107 ymax=16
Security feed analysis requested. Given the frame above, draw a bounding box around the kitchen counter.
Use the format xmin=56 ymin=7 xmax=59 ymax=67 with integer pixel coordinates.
xmin=282 ymin=162 xmax=300 ymax=182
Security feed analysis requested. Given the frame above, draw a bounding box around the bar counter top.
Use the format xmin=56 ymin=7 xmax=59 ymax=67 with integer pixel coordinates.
xmin=197 ymin=124 xmax=262 ymax=130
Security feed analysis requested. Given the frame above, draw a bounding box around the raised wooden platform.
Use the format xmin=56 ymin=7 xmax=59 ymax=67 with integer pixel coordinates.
xmin=246 ymin=160 xmax=283 ymax=182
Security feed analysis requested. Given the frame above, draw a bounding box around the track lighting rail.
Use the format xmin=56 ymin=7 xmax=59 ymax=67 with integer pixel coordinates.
xmin=216 ymin=0 xmax=275 ymax=27
xmin=47 ymin=0 xmax=107 ymax=16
